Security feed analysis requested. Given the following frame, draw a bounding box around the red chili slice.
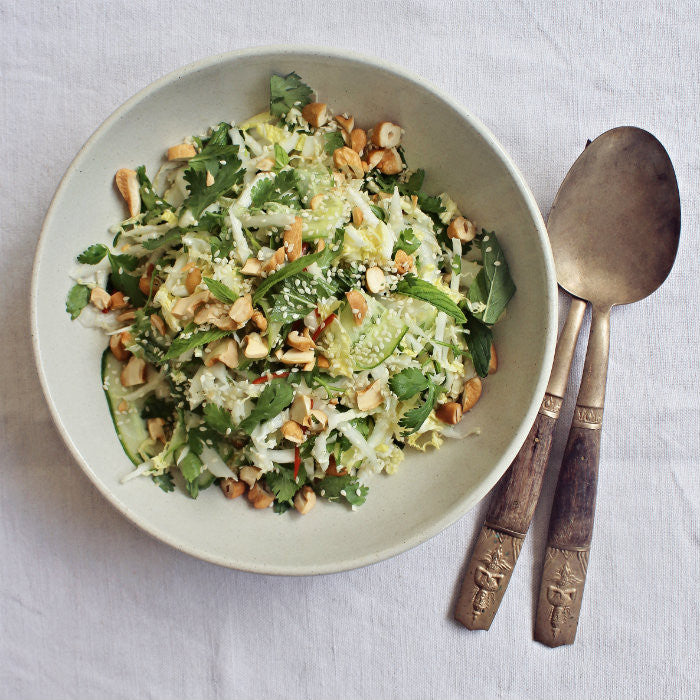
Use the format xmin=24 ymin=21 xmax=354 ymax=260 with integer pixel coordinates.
xmin=293 ymin=445 xmax=301 ymax=479
xmin=312 ymin=312 xmax=336 ymax=342
xmin=252 ymin=371 xmax=291 ymax=385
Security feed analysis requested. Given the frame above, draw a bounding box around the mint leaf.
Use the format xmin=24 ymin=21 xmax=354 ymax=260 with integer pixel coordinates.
xmin=268 ymin=272 xmax=337 ymax=323
xmin=316 ymin=475 xmax=368 ymax=506
xmin=163 ymin=325 xmax=232 ymax=361
xmin=398 ymin=382 xmax=439 ymax=435
xmin=392 ymin=228 xmax=420 ymax=256
xmin=273 ymin=143 xmax=289 ymax=170
xmin=203 ymin=403 xmax=234 ymax=435
xmin=389 ymin=367 xmax=430 ymax=400
xmin=395 ymin=276 xmax=467 ymax=324
xmin=142 ymin=228 xmax=183 ymax=251
xmin=238 ymin=381 xmax=294 ymax=435
xmin=465 ymin=312 xmax=493 ymax=378
xmin=136 ymin=166 xmax=172 ymax=216
xmin=152 ymin=472 xmax=175 ymax=493
xmin=205 ymin=122 xmax=232 ymax=147
xmin=270 ymin=72 xmax=313 ymax=117
xmin=203 ymin=277 xmax=238 ymax=304
xmin=66 ymin=283 xmax=90 ymax=320
xmin=183 ymin=157 xmax=244 ymax=219
xmin=324 ymin=131 xmax=345 ymax=155
xmin=474 ymin=231 xmax=516 ymax=324
xmin=77 ymin=243 xmax=108 ymax=264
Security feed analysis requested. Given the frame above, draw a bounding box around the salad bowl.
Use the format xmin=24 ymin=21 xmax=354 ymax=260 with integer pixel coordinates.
xmin=31 ymin=46 xmax=557 ymax=574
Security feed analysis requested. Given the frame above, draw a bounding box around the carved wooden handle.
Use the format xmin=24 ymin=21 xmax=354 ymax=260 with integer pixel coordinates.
xmin=534 ymin=414 xmax=602 ymax=646
xmin=454 ymin=397 xmax=561 ymax=630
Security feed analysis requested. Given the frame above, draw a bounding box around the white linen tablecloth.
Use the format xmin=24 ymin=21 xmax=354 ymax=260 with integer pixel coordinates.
xmin=1 ymin=1 xmax=698 ymax=698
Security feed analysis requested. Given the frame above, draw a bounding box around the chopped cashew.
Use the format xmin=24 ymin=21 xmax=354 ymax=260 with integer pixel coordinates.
xmin=377 ymin=148 xmax=403 ymax=175
xmin=185 ymin=266 xmax=202 ymax=294
xmin=171 ymin=290 xmax=210 ymax=320
xmin=194 ymin=302 xmax=237 ymax=330
xmin=239 ymin=466 xmax=262 ymax=488
xmin=447 ymin=216 xmax=476 ymax=242
xmin=89 ymin=287 xmax=111 ymax=311
xmin=147 ymin=417 xmax=166 ymax=443
xmin=365 ymin=266 xmax=386 ymax=294
xmin=242 ymin=332 xmax=268 ymax=359
xmin=356 ymin=380 xmax=383 ymax=411
xmin=241 ymin=258 xmax=263 ymax=277
xmin=281 ymin=420 xmax=305 ymax=444
xmin=263 ymin=247 xmax=286 ymax=274
xmin=109 ymin=291 xmax=128 ymax=309
xmin=251 ymin=310 xmax=268 ymax=332
xmin=333 ymin=147 xmax=364 ymax=179
xmin=345 ymin=289 xmax=368 ymax=325
xmin=150 ymin=314 xmax=166 ymax=335
xmin=462 ymin=377 xmax=482 ymax=412
xmin=204 ymin=338 xmax=239 ymax=369
xmin=167 ymin=143 xmax=197 ymax=161
xmin=303 ymin=409 xmax=328 ymax=433
xmin=366 ymin=149 xmax=384 ymax=170
xmin=309 ymin=193 xmax=324 ymax=210
xmin=372 ymin=121 xmax=402 ymax=148
xmin=394 ymin=250 xmax=414 ymax=275
xmin=301 ymin=102 xmax=328 ymax=127
xmin=206 ymin=171 xmax=215 ymax=187
xmin=116 ymin=310 xmax=136 ymax=323
xmin=280 ymin=349 xmax=315 ymax=365
xmin=290 ymin=394 xmax=313 ymax=424
xmin=436 ymin=401 xmax=463 ymax=425
xmin=294 ymin=486 xmax=316 ymax=515
xmin=349 ymin=128 xmax=367 ymax=155
xmin=489 ymin=344 xmax=498 ymax=374
xmin=317 ymin=355 xmax=330 ymax=369
xmin=302 ymin=358 xmax=316 ymax=371
xmin=114 ymin=168 xmax=140 ymax=218
xmin=286 ymin=328 xmax=315 ymax=351
xmin=109 ymin=333 xmax=130 ymax=362
xmin=247 ymin=482 xmax=274 ymax=509
xmin=283 ymin=217 xmax=303 ymax=262
xmin=220 ymin=478 xmax=245 ymax=499
xmin=352 ymin=206 xmax=364 ymax=227
xmin=256 ymin=157 xmax=275 ymax=172
xmin=335 ymin=114 xmax=354 ymax=133
xmin=120 ymin=356 xmax=146 ymax=387
xmin=228 ymin=293 xmax=254 ymax=326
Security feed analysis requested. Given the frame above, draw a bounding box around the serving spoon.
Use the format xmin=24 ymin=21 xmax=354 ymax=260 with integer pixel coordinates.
xmin=454 ymin=127 xmax=680 ymax=637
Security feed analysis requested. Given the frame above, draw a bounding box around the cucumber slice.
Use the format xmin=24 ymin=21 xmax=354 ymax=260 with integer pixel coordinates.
xmin=351 ymin=308 xmax=408 ymax=370
xmin=301 ymin=193 xmax=347 ymax=240
xmin=102 ymin=350 xmax=149 ymax=466
xmin=295 ymin=163 xmax=333 ymax=203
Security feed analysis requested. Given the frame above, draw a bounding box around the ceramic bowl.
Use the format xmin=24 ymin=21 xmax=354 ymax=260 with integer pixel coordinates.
xmin=32 ymin=46 xmax=557 ymax=574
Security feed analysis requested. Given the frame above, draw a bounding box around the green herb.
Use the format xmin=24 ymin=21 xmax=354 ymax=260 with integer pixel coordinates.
xmin=270 ymin=72 xmax=313 ymax=117
xmin=203 ymin=277 xmax=238 ymax=304
xmin=389 ymin=367 xmax=431 ymax=400
xmin=398 ymin=382 xmax=439 ymax=435
xmin=136 ymin=166 xmax=172 ymax=215
xmin=273 ymin=143 xmax=289 ymax=170
xmin=178 ymin=450 xmax=203 ymax=498
xmin=151 ymin=472 xmax=175 ymax=492
xmin=205 ymin=122 xmax=232 ymax=147
xmin=268 ymin=271 xmax=336 ymax=323
xmin=163 ymin=325 xmax=232 ymax=361
xmin=141 ymin=395 xmax=175 ymax=420
xmin=66 ymin=283 xmax=91 ymax=319
xmin=238 ymin=381 xmax=294 ymax=434
xmin=324 ymin=131 xmax=345 ymax=155
xmin=77 ymin=243 xmax=108 ymax=264
xmin=108 ymin=250 xmax=145 ymax=307
xmin=369 ymin=204 xmax=386 ymax=222
xmin=189 ymin=143 xmax=238 ymax=178
xmin=395 ymin=276 xmax=467 ymax=324
xmin=183 ymin=156 xmax=244 ymax=219
xmin=250 ymin=169 xmax=300 ymax=209
xmin=265 ymin=465 xmax=306 ymax=506
xmin=142 ymin=229 xmax=183 ymax=251
xmin=203 ymin=403 xmax=235 ymax=435
xmin=464 ymin=312 xmax=493 ymax=378
xmin=392 ymin=228 xmax=420 ymax=256
xmin=468 ymin=231 xmax=516 ymax=324
xmin=315 ymin=474 xmax=368 ymax=506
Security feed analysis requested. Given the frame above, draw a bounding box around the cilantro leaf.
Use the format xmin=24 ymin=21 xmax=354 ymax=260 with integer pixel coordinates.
xmin=108 ymin=252 xmax=139 ymax=272
xmin=66 ymin=283 xmax=90 ymax=320
xmin=464 ymin=312 xmax=493 ymax=378
xmin=264 ymin=465 xmax=306 ymax=506
xmin=395 ymin=276 xmax=467 ymax=324
xmin=324 ymin=131 xmax=345 ymax=155
xmin=403 ymin=169 xmax=425 ymax=194
xmin=204 ymin=122 xmax=232 ymax=147
xmin=238 ymin=381 xmax=294 ymax=435
xmin=203 ymin=403 xmax=235 ymax=435
xmin=399 ymin=382 xmax=439 ymax=435
xmin=136 ymin=166 xmax=172 ymax=216
xmin=389 ymin=368 xmax=431 ymax=400
xmin=250 ymin=169 xmax=299 ymax=209
xmin=203 ymin=277 xmax=238 ymax=304
xmin=316 ymin=475 xmax=368 ymax=506
xmin=270 ymin=72 xmax=313 ymax=117
xmin=152 ymin=472 xmax=175 ymax=493
xmin=142 ymin=228 xmax=183 ymax=251
xmin=183 ymin=157 xmax=244 ymax=219
xmin=469 ymin=231 xmax=516 ymax=324
xmin=163 ymin=325 xmax=232 ymax=361
xmin=392 ymin=228 xmax=420 ymax=256
xmin=107 ymin=251 xmax=145 ymax=307
xmin=77 ymin=243 xmax=108 ymax=264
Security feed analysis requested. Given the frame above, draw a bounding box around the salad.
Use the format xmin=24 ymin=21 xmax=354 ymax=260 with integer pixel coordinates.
xmin=66 ymin=72 xmax=515 ymax=515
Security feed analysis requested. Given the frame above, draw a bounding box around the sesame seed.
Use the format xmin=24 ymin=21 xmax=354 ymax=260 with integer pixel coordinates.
xmin=493 ymin=260 xmax=501 ymax=267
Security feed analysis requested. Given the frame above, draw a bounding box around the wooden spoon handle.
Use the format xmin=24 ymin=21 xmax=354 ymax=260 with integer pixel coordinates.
xmin=535 ymin=305 xmax=610 ymax=647
xmin=454 ymin=403 xmax=559 ymax=630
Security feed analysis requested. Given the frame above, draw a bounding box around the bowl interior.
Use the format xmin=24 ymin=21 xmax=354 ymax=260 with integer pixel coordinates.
xmin=32 ymin=48 xmax=556 ymax=574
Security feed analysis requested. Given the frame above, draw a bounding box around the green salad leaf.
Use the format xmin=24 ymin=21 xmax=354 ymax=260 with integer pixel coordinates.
xmin=464 ymin=312 xmax=493 ymax=378
xmin=183 ymin=156 xmax=244 ymax=219
xmin=66 ymin=283 xmax=91 ymax=319
xmin=163 ymin=325 xmax=232 ymax=361
xmin=203 ymin=277 xmax=238 ymax=304
xmin=468 ymin=231 xmax=516 ymax=324
xmin=395 ymin=276 xmax=467 ymax=324
xmin=270 ymin=72 xmax=313 ymax=117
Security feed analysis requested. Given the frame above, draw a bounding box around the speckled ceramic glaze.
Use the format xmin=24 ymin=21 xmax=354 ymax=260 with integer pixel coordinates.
xmin=31 ymin=47 xmax=557 ymax=574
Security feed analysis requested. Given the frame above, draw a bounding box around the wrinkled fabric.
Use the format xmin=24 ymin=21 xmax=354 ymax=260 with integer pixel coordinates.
xmin=1 ymin=1 xmax=698 ymax=699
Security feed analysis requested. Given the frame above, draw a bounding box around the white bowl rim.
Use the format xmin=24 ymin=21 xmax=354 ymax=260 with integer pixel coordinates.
xmin=31 ymin=44 xmax=557 ymax=575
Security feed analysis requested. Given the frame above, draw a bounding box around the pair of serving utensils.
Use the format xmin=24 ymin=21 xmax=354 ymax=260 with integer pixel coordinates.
xmin=454 ymin=127 xmax=681 ymax=645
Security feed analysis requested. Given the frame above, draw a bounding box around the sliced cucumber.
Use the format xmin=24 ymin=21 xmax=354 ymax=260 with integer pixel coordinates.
xmin=301 ymin=193 xmax=347 ymax=240
xmin=102 ymin=350 xmax=149 ymax=466
xmin=351 ymin=307 xmax=408 ymax=370
xmin=295 ymin=163 xmax=333 ymax=203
